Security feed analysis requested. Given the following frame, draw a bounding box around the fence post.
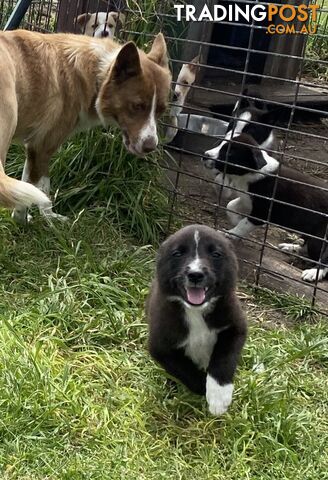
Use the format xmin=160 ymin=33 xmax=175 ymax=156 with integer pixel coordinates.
xmin=4 ymin=0 xmax=33 ymax=30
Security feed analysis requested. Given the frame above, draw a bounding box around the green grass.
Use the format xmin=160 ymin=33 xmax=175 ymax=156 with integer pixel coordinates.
xmin=7 ymin=129 xmax=169 ymax=244
xmin=0 ymin=212 xmax=327 ymax=479
xmin=305 ymin=0 xmax=328 ymax=80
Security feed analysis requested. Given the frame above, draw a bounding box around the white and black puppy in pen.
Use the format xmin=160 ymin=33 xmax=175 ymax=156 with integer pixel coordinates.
xmin=205 ymin=133 xmax=328 ymax=283
xmin=147 ymin=224 xmax=247 ymax=415
xmin=203 ymin=91 xmax=277 ymax=200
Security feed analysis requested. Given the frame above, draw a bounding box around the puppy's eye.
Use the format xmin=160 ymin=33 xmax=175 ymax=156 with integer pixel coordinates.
xmin=172 ymin=249 xmax=183 ymax=257
xmin=211 ymin=250 xmax=222 ymax=258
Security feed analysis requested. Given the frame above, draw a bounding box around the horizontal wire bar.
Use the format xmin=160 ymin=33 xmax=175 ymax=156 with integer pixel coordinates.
xmin=170 ymin=57 xmax=328 ymax=92
xmin=123 ymin=29 xmax=328 ymax=66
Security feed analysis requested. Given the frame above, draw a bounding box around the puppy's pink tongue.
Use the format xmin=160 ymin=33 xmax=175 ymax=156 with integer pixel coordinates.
xmin=186 ymin=288 xmax=206 ymax=305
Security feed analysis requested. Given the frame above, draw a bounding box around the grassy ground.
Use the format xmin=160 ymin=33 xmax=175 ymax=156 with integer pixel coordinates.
xmin=0 ymin=208 xmax=327 ymax=479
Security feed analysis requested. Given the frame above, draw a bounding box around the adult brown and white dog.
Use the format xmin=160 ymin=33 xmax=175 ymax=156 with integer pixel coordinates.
xmin=147 ymin=224 xmax=247 ymax=415
xmin=0 ymin=30 xmax=171 ymax=222
xmin=75 ymin=11 xmax=126 ymax=39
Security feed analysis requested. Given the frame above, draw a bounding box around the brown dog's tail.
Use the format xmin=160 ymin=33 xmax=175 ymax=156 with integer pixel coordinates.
xmin=0 ymin=169 xmax=51 ymax=210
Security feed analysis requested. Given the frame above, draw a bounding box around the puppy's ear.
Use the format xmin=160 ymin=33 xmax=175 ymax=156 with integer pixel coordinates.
xmin=111 ymin=42 xmax=141 ymax=83
xmin=113 ymin=12 xmax=126 ymax=27
xmin=75 ymin=13 xmax=91 ymax=29
xmin=148 ymin=33 xmax=168 ymax=69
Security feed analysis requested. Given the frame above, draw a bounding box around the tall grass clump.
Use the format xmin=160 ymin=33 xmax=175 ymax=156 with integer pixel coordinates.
xmin=7 ymin=128 xmax=169 ymax=244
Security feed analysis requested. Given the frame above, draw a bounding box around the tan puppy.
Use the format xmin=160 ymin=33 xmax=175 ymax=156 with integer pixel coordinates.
xmin=171 ymin=55 xmax=199 ymax=117
xmin=75 ymin=11 xmax=126 ymax=38
xmin=0 ymin=30 xmax=171 ymax=223
xmin=165 ymin=55 xmax=199 ymax=143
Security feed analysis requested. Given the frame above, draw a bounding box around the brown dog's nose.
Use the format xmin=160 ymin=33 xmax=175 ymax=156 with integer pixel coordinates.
xmin=142 ymin=137 xmax=157 ymax=154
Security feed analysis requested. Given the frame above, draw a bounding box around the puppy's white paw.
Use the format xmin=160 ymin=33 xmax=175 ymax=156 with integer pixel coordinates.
xmin=206 ymin=375 xmax=233 ymax=415
xmin=278 ymin=243 xmax=301 ymax=253
xmin=302 ymin=268 xmax=326 ymax=282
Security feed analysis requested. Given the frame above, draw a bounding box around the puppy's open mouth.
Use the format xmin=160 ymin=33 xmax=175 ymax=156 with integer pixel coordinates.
xmin=185 ymin=287 xmax=208 ymax=306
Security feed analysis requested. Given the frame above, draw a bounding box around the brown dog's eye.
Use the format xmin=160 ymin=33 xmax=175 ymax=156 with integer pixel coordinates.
xmin=172 ymin=249 xmax=183 ymax=257
xmin=211 ymin=251 xmax=222 ymax=258
xmin=131 ymin=103 xmax=146 ymax=112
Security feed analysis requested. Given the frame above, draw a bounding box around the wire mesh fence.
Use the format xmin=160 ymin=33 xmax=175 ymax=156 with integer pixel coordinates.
xmin=1 ymin=0 xmax=327 ymax=313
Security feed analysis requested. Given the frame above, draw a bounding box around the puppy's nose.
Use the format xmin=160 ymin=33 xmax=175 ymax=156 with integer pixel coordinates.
xmin=142 ymin=137 xmax=158 ymax=154
xmin=188 ymin=271 xmax=205 ymax=284
xmin=172 ymin=92 xmax=179 ymax=102
xmin=101 ymin=30 xmax=109 ymax=37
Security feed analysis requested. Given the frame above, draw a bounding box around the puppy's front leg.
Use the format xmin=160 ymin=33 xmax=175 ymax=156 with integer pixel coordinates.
xmin=206 ymin=326 xmax=246 ymax=415
xmin=150 ymin=346 xmax=206 ymax=395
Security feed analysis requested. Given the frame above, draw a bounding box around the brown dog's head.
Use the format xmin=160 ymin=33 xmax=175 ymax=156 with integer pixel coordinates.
xmin=96 ymin=33 xmax=171 ymax=156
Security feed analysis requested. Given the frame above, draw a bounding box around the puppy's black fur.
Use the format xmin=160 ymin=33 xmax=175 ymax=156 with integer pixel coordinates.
xmin=147 ymin=225 xmax=247 ymax=403
xmin=227 ymin=92 xmax=278 ymax=147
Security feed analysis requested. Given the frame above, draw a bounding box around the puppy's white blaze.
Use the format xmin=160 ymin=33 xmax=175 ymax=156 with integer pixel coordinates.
xmin=261 ymin=151 xmax=279 ymax=174
xmin=205 ymin=140 xmax=227 ymax=159
xmin=206 ymin=375 xmax=234 ymax=415
xmin=205 ymin=111 xmax=252 ymax=160
xmin=188 ymin=257 xmax=202 ymax=272
xmin=301 ymin=267 xmax=328 ymax=282
xmin=194 ymin=229 xmax=200 ymax=249
xmin=233 ymin=111 xmax=252 ymax=135
xmin=260 ymin=131 xmax=274 ymax=150
xmin=187 ymin=229 xmax=202 ymax=272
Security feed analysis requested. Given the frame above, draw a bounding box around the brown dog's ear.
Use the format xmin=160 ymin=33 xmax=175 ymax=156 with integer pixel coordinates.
xmin=147 ymin=33 xmax=168 ymax=69
xmin=76 ymin=13 xmax=91 ymax=28
xmin=111 ymin=42 xmax=141 ymax=83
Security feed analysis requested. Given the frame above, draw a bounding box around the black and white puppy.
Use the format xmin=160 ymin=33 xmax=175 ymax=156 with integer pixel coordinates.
xmin=203 ymin=94 xmax=277 ymax=200
xmin=147 ymin=224 xmax=247 ymax=415
xmin=205 ymin=134 xmax=328 ymax=282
